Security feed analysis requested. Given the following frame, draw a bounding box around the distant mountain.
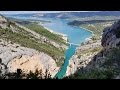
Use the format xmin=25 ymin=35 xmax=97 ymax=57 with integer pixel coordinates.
xmin=4 ymin=11 xmax=120 ymax=19
xmin=68 ymin=20 xmax=116 ymax=26
xmin=30 ymin=11 xmax=120 ymax=19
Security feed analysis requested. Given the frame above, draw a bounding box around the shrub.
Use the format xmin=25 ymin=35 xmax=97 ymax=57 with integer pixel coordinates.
xmin=0 ymin=68 xmax=52 ymax=79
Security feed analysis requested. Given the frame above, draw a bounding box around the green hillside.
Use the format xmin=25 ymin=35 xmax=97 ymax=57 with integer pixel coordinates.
xmin=0 ymin=17 xmax=68 ymax=66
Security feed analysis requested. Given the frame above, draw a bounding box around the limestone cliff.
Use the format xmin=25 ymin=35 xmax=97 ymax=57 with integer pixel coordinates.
xmin=101 ymin=20 xmax=120 ymax=49
xmin=0 ymin=39 xmax=59 ymax=77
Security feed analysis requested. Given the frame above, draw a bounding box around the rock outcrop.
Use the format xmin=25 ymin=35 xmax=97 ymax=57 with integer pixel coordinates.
xmin=0 ymin=15 xmax=9 ymax=29
xmin=0 ymin=39 xmax=59 ymax=77
xmin=102 ymin=20 xmax=120 ymax=49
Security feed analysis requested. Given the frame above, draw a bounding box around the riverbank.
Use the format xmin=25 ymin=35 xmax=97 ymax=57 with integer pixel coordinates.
xmin=70 ymin=25 xmax=94 ymax=42
xmin=70 ymin=25 xmax=94 ymax=35
xmin=64 ymin=26 xmax=97 ymax=77
xmin=79 ymin=26 xmax=94 ymax=34
xmin=38 ymin=23 xmax=68 ymax=43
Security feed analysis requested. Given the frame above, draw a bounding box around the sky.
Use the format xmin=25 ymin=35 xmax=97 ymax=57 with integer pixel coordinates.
xmin=0 ymin=11 xmax=101 ymax=14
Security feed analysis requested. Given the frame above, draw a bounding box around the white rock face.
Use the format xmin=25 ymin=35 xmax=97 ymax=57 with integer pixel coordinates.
xmin=7 ymin=54 xmax=44 ymax=73
xmin=0 ymin=39 xmax=59 ymax=77
xmin=7 ymin=53 xmax=59 ymax=77
xmin=0 ymin=15 xmax=8 ymax=29
xmin=0 ymin=39 xmax=37 ymax=65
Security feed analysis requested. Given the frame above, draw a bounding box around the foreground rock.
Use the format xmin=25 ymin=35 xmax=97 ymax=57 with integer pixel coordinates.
xmin=0 ymin=39 xmax=59 ymax=77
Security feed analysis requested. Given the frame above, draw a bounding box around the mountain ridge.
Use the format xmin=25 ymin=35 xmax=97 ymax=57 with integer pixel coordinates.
xmin=4 ymin=11 xmax=120 ymax=19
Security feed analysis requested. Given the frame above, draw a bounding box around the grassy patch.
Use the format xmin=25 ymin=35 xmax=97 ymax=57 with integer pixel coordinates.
xmin=78 ymin=46 xmax=102 ymax=56
xmin=24 ymin=23 xmax=67 ymax=45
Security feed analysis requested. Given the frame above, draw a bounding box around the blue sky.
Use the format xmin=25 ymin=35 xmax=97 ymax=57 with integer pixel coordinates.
xmin=0 ymin=11 xmax=100 ymax=14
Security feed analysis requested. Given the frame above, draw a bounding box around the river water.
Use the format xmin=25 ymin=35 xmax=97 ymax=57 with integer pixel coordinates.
xmin=40 ymin=18 xmax=92 ymax=79
xmin=5 ymin=15 xmax=92 ymax=79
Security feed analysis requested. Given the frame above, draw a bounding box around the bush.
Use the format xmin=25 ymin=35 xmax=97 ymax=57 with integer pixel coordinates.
xmin=64 ymin=68 xmax=115 ymax=79
xmin=0 ymin=68 xmax=52 ymax=79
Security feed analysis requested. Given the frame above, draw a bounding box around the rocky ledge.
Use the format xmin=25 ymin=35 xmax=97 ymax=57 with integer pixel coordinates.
xmin=0 ymin=39 xmax=59 ymax=77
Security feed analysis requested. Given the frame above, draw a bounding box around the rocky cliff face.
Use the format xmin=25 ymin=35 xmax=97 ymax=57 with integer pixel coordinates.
xmin=0 ymin=15 xmax=9 ymax=29
xmin=0 ymin=39 xmax=59 ymax=77
xmin=102 ymin=20 xmax=120 ymax=49
xmin=66 ymin=20 xmax=120 ymax=79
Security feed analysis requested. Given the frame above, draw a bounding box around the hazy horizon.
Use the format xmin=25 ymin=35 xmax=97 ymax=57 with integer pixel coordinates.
xmin=0 ymin=11 xmax=102 ymax=15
